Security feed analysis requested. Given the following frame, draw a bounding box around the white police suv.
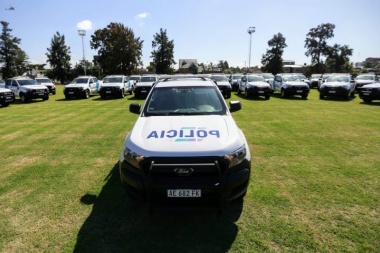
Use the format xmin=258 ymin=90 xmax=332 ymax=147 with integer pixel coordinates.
xmin=119 ymin=76 xmax=251 ymax=212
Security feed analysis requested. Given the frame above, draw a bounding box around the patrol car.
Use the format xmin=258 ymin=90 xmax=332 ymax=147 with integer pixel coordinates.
xmin=63 ymin=76 xmax=100 ymax=99
xmin=357 ymin=82 xmax=380 ymax=103
xmin=119 ymin=76 xmax=251 ymax=212
xmin=99 ymin=75 xmax=133 ymax=99
xmin=319 ymin=74 xmax=355 ymax=100
xmin=5 ymin=76 xmax=49 ymax=103
xmin=238 ymin=74 xmax=272 ymax=99
xmin=271 ymin=74 xmax=310 ymax=99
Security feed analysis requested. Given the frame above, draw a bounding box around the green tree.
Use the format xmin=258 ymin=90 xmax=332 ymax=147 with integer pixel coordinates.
xmin=0 ymin=21 xmax=23 ymax=78
xmin=261 ymin=33 xmax=287 ymax=74
xmin=305 ymin=23 xmax=335 ymax=73
xmin=325 ymin=44 xmax=353 ymax=73
xmin=151 ymin=28 xmax=176 ymax=74
xmin=46 ymin=32 xmax=71 ymax=83
xmin=14 ymin=48 xmax=29 ymax=76
xmin=91 ymin=22 xmax=143 ymax=75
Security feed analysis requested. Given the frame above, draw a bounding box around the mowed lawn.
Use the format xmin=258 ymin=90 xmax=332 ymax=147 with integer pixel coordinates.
xmin=0 ymin=84 xmax=379 ymax=253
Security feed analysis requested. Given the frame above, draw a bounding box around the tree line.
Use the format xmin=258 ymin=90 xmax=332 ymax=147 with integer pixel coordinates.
xmin=0 ymin=21 xmax=370 ymax=82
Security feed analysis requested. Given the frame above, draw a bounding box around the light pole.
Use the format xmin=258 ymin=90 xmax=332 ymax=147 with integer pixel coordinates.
xmin=247 ymin=26 xmax=255 ymax=71
xmin=78 ymin=30 xmax=87 ymax=75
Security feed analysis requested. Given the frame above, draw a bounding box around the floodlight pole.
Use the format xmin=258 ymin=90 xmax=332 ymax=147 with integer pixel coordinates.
xmin=247 ymin=27 xmax=256 ymax=71
xmin=78 ymin=30 xmax=87 ymax=75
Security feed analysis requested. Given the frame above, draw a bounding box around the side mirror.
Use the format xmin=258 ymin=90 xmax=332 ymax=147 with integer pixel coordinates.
xmin=229 ymin=101 xmax=241 ymax=112
xmin=129 ymin=103 xmax=141 ymax=114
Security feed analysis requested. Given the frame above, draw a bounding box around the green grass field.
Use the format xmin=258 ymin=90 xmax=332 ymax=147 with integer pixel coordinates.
xmin=0 ymin=85 xmax=379 ymax=252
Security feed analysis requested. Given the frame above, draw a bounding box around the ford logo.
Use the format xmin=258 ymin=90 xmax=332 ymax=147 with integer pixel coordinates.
xmin=174 ymin=168 xmax=194 ymax=176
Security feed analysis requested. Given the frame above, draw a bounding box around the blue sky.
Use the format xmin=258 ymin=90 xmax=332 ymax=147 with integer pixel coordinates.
xmin=1 ymin=0 xmax=379 ymax=69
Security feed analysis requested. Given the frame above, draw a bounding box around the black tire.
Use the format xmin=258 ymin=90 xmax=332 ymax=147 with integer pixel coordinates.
xmin=120 ymin=89 xmax=125 ymax=98
xmin=52 ymin=91 xmax=56 ymax=95
xmin=1 ymin=102 xmax=10 ymax=107
xmin=302 ymin=94 xmax=308 ymax=99
xmin=83 ymin=90 xmax=90 ymax=99
xmin=43 ymin=95 xmax=49 ymax=101
xmin=350 ymin=90 xmax=355 ymax=98
xmin=245 ymin=89 xmax=249 ymax=98
xmin=20 ymin=93 xmax=28 ymax=103
xmin=265 ymin=95 xmax=270 ymax=100
xmin=237 ymin=88 xmax=241 ymax=95
xmin=280 ymin=89 xmax=286 ymax=98
xmin=363 ymin=98 xmax=372 ymax=103
xmin=319 ymin=94 xmax=324 ymax=99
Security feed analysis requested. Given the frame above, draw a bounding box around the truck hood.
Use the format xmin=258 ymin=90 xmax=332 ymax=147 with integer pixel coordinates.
xmin=284 ymin=81 xmax=309 ymax=87
xmin=248 ymin=81 xmax=270 ymax=87
xmin=125 ymin=115 xmax=244 ymax=157
xmin=101 ymin=82 xmax=122 ymax=87
xmin=322 ymin=82 xmax=349 ymax=87
xmin=65 ymin=83 xmax=88 ymax=88
xmin=23 ymin=85 xmax=48 ymax=90
xmin=361 ymin=83 xmax=380 ymax=88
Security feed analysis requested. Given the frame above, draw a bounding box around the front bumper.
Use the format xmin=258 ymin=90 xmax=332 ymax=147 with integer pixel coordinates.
xmin=64 ymin=87 xmax=86 ymax=98
xmin=0 ymin=91 xmax=15 ymax=104
xmin=358 ymin=88 xmax=380 ymax=101
xmin=119 ymin=156 xmax=250 ymax=210
xmin=247 ymin=86 xmax=272 ymax=97
xmin=26 ymin=89 xmax=49 ymax=99
xmin=283 ymin=86 xmax=310 ymax=96
xmin=319 ymin=86 xmax=350 ymax=98
xmin=134 ymin=86 xmax=152 ymax=97
xmin=100 ymin=86 xmax=122 ymax=97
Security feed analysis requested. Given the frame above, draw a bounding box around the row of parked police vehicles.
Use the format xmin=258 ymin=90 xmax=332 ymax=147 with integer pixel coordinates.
xmin=1 ymin=72 xmax=379 ymax=107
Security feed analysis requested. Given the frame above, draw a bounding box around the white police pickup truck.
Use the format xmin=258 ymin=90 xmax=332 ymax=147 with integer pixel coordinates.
xmin=5 ymin=76 xmax=49 ymax=103
xmin=119 ymin=76 xmax=251 ymax=213
xmin=272 ymin=74 xmax=310 ymax=99
xmin=99 ymin=75 xmax=133 ymax=99
xmin=63 ymin=76 xmax=100 ymax=99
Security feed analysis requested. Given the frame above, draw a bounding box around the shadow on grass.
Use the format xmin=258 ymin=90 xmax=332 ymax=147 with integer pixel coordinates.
xmin=74 ymin=162 xmax=242 ymax=253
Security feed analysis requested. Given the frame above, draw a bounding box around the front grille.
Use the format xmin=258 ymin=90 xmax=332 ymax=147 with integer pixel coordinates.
xmin=140 ymin=157 xmax=227 ymax=179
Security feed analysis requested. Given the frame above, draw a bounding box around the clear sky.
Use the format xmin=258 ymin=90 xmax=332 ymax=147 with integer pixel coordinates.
xmin=1 ymin=0 xmax=379 ymax=69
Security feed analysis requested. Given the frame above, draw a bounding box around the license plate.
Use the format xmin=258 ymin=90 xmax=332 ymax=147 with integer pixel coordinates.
xmin=258 ymin=91 xmax=264 ymax=94
xmin=141 ymin=90 xmax=147 ymax=93
xmin=362 ymin=92 xmax=371 ymax=95
xmin=296 ymin=90 xmax=303 ymax=93
xmin=5 ymin=97 xmax=12 ymax=100
xmin=106 ymin=91 xmax=111 ymax=93
xmin=167 ymin=189 xmax=201 ymax=198
xmin=329 ymin=90 xmax=336 ymax=93
xmin=69 ymin=92 xmax=74 ymax=94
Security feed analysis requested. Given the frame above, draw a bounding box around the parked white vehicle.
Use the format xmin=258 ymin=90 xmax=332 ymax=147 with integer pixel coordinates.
xmin=120 ymin=76 xmax=251 ymax=213
xmin=63 ymin=76 xmax=100 ymax=99
xmin=271 ymin=74 xmax=310 ymax=99
xmin=5 ymin=76 xmax=49 ymax=103
xmin=99 ymin=75 xmax=133 ymax=99
xmin=35 ymin=77 xmax=56 ymax=95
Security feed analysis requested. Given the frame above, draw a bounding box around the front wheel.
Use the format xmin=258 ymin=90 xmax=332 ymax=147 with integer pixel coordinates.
xmin=83 ymin=90 xmax=90 ymax=99
xmin=363 ymin=98 xmax=372 ymax=103
xmin=1 ymin=102 xmax=10 ymax=107
xmin=265 ymin=95 xmax=270 ymax=100
xmin=20 ymin=93 xmax=28 ymax=103
xmin=43 ymin=95 xmax=49 ymax=101
xmin=319 ymin=94 xmax=324 ymax=99
xmin=302 ymin=94 xmax=308 ymax=99
xmin=280 ymin=89 xmax=286 ymax=98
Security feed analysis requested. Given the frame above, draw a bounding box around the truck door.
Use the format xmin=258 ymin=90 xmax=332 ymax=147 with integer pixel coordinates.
xmin=10 ymin=80 xmax=20 ymax=96
xmin=273 ymin=76 xmax=282 ymax=91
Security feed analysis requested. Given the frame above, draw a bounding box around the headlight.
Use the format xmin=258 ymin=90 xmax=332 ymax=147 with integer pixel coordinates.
xmin=342 ymin=84 xmax=350 ymax=89
xmin=124 ymin=147 xmax=144 ymax=168
xmin=224 ymin=145 xmax=247 ymax=168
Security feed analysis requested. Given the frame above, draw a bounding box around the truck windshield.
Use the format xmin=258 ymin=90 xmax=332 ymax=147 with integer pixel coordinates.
xmin=144 ymin=86 xmax=227 ymax=116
